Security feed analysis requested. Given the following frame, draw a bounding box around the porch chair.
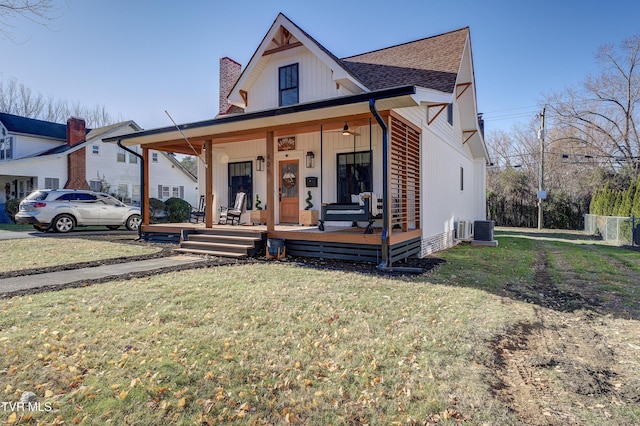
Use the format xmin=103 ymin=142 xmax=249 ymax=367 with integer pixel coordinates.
xmin=190 ymin=195 xmax=207 ymax=223
xmin=219 ymin=192 xmax=247 ymax=225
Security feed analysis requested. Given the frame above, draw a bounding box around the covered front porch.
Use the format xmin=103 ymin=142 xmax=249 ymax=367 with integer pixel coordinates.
xmin=142 ymin=222 xmax=422 ymax=264
xmin=107 ymin=86 xmax=427 ymax=266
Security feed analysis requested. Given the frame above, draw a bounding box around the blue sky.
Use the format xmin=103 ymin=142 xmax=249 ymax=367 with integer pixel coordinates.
xmin=2 ymin=0 xmax=639 ymax=134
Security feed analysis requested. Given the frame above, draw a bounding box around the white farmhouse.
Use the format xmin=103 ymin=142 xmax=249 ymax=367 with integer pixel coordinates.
xmin=0 ymin=114 xmax=198 ymax=221
xmin=106 ymin=13 xmax=490 ymax=266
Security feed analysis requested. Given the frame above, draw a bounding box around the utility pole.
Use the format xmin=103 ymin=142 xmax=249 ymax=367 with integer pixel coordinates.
xmin=537 ymin=107 xmax=545 ymax=230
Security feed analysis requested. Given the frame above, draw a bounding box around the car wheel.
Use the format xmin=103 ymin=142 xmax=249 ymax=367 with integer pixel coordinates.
xmin=106 ymin=225 xmax=120 ymax=230
xmin=52 ymin=214 xmax=75 ymax=233
xmin=126 ymin=214 xmax=141 ymax=231
xmin=32 ymin=224 xmax=49 ymax=232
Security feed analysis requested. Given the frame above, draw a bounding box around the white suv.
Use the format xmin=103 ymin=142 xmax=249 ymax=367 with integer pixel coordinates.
xmin=15 ymin=189 xmax=141 ymax=233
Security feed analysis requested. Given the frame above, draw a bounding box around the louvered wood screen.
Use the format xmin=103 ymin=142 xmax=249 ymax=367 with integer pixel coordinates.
xmin=389 ymin=116 xmax=421 ymax=232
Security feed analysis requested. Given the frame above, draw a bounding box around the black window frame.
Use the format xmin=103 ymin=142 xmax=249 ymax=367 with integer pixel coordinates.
xmin=336 ymin=150 xmax=372 ymax=204
xmin=279 ymin=63 xmax=299 ymax=107
xmin=228 ymin=160 xmax=253 ymax=210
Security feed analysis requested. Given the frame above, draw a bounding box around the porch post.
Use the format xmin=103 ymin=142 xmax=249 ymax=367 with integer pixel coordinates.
xmin=205 ymin=139 xmax=213 ymax=228
xmin=266 ymin=131 xmax=275 ymax=232
xmin=142 ymin=147 xmax=150 ymax=226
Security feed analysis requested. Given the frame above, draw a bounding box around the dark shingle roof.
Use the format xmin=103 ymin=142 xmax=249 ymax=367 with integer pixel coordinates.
xmin=0 ymin=112 xmax=67 ymax=140
xmin=340 ymin=27 xmax=469 ymax=93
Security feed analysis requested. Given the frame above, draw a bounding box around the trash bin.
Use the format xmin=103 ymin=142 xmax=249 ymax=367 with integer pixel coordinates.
xmin=267 ymin=238 xmax=285 ymax=257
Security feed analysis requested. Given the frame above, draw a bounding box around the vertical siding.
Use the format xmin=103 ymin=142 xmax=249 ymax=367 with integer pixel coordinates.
xmin=204 ymin=124 xmax=383 ymax=224
xmin=245 ymin=47 xmax=343 ymax=112
xmin=396 ymin=104 xmax=482 ymax=249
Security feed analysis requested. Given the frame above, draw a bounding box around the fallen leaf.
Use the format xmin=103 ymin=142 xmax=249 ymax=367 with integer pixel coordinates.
xmin=7 ymin=412 xmax=18 ymax=424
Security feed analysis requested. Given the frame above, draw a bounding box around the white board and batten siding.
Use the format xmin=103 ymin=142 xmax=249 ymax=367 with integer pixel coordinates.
xmin=394 ymin=103 xmax=485 ymax=254
xmin=243 ymin=46 xmax=346 ymax=113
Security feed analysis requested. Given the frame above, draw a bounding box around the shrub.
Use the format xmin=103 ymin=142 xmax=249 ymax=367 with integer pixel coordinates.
xmin=305 ymin=191 xmax=313 ymax=210
xmin=5 ymin=199 xmax=20 ymax=223
xmin=164 ymin=197 xmax=191 ymax=223
xmin=148 ymin=198 xmax=166 ymax=223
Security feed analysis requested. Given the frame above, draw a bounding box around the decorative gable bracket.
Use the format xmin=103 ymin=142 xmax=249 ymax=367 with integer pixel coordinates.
xmin=456 ymin=82 xmax=472 ymax=99
xmin=263 ymin=26 xmax=303 ymax=56
xmin=426 ymin=103 xmax=449 ymax=125
xmin=462 ymin=130 xmax=477 ymax=145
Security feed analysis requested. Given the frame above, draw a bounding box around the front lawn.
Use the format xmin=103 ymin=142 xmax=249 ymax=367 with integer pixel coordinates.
xmin=0 ymin=230 xmax=639 ymax=425
xmin=0 ymin=237 xmax=161 ymax=273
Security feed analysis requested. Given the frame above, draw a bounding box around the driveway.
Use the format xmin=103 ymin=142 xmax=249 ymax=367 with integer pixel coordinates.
xmin=0 ymin=230 xmax=39 ymax=240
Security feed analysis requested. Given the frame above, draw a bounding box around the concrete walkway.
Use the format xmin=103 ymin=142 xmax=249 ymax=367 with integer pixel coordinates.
xmin=0 ymin=255 xmax=204 ymax=295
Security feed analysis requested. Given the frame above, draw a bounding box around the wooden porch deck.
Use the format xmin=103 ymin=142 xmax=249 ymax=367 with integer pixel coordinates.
xmin=141 ymin=222 xmax=422 ymax=264
xmin=141 ymin=222 xmax=419 ymax=244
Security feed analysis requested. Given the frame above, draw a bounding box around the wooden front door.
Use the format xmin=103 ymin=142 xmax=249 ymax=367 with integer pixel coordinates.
xmin=279 ymin=160 xmax=299 ymax=223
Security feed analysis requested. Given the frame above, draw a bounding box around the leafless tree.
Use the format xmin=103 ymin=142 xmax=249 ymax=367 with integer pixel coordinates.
xmin=0 ymin=77 xmax=120 ymax=127
xmin=545 ymin=34 xmax=640 ymax=175
xmin=0 ymin=0 xmax=60 ymax=41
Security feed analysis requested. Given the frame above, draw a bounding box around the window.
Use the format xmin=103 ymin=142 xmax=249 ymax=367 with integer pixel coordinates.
xmin=152 ymin=152 xmax=158 ymax=163
xmin=132 ymin=185 xmax=141 ymax=204
xmin=460 ymin=166 xmax=464 ymax=191
xmin=92 ymin=145 xmax=100 ymax=155
xmin=55 ymin=193 xmax=97 ymax=202
xmin=129 ymin=151 xmax=138 ymax=164
xmin=0 ymin=136 xmax=13 ymax=160
xmin=44 ymin=178 xmax=59 ymax=190
xmin=161 ymin=186 xmax=170 ymax=199
xmin=158 ymin=185 xmax=184 ymax=201
xmin=89 ymin=180 xmax=102 ymax=192
xmin=117 ymin=183 xmax=128 ymax=200
xmin=228 ymin=161 xmax=253 ymax=209
xmin=336 ymin=151 xmax=372 ymax=204
xmin=117 ymin=147 xmax=126 ymax=162
xmin=279 ymin=63 xmax=299 ymax=106
xmin=447 ymin=104 xmax=453 ymax=125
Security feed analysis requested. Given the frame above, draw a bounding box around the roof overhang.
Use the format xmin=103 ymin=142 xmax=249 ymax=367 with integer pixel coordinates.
xmin=104 ymin=86 xmax=419 ymax=149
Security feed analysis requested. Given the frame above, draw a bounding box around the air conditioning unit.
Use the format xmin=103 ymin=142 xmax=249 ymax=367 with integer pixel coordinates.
xmin=456 ymin=220 xmax=473 ymax=240
xmin=474 ymin=220 xmax=495 ymax=241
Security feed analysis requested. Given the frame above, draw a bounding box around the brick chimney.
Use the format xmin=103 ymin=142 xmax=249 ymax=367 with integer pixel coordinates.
xmin=64 ymin=117 xmax=90 ymax=190
xmin=218 ymin=57 xmax=242 ymax=115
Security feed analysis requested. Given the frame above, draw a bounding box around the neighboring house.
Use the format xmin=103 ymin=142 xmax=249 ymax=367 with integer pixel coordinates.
xmin=106 ymin=13 xmax=489 ymax=264
xmin=0 ymin=113 xmax=198 ymax=220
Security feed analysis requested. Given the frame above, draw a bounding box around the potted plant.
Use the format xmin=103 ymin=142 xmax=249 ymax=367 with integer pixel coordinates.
xmin=299 ymin=190 xmax=318 ymax=226
xmin=250 ymin=194 xmax=267 ymax=225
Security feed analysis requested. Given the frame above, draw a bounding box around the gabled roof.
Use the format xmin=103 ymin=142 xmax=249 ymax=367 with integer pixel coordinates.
xmin=341 ymin=27 xmax=469 ymax=93
xmin=162 ymin=152 xmax=197 ymax=182
xmin=228 ymin=14 xmax=470 ymax=109
xmin=228 ymin=13 xmax=369 ymax=106
xmin=87 ymin=120 xmax=141 ymax=141
xmin=0 ymin=112 xmax=67 ymax=140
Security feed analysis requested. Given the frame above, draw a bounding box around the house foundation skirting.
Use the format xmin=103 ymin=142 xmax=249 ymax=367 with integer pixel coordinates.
xmin=420 ymin=229 xmax=456 ymax=257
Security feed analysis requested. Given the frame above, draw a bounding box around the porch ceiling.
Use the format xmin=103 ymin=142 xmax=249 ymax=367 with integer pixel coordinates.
xmin=105 ymin=86 xmax=420 ymax=153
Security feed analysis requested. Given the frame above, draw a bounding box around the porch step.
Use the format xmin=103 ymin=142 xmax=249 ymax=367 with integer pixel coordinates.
xmin=174 ymin=248 xmax=246 ymax=258
xmin=176 ymin=228 xmax=266 ymax=258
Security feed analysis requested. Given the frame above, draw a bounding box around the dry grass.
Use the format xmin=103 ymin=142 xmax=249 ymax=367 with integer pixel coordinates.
xmin=0 ymin=237 xmax=160 ymax=272
xmin=0 ymin=233 xmax=639 ymax=425
xmin=0 ymin=264 xmax=519 ymax=424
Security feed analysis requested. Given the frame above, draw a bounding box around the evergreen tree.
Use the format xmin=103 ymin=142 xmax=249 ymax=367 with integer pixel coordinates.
xmin=603 ymin=183 xmax=615 ymax=215
xmin=612 ymin=192 xmax=623 ymax=216
xmin=632 ymin=176 xmax=640 ymax=217
xmin=620 ymin=181 xmax=635 ymax=217
xmin=589 ymin=189 xmax=600 ymax=215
